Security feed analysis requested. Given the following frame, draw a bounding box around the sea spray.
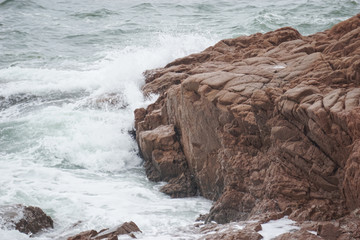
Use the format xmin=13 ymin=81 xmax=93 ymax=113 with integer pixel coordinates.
xmin=0 ymin=33 xmax=215 ymax=239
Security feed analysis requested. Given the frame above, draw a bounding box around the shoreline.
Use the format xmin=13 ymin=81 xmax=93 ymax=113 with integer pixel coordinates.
xmin=1 ymin=9 xmax=359 ymax=240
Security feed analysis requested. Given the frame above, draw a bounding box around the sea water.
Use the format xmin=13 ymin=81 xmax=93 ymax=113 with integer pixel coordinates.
xmin=0 ymin=0 xmax=359 ymax=239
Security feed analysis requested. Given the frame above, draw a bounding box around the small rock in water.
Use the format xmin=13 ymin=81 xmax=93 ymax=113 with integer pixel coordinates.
xmin=86 ymin=92 xmax=128 ymax=110
xmin=67 ymin=221 xmax=141 ymax=240
xmin=0 ymin=93 xmax=38 ymax=110
xmin=67 ymin=229 xmax=98 ymax=240
xmin=196 ymin=214 xmax=209 ymax=222
xmin=0 ymin=204 xmax=54 ymax=235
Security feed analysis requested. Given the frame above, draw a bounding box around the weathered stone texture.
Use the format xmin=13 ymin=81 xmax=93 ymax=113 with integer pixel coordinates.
xmin=135 ymin=14 xmax=360 ymax=235
xmin=67 ymin=221 xmax=141 ymax=240
xmin=0 ymin=204 xmax=53 ymax=235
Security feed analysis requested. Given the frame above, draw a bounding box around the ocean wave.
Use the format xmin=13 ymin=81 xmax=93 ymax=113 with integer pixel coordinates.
xmin=70 ymin=8 xmax=119 ymax=19
xmin=0 ymin=0 xmax=12 ymax=6
xmin=130 ymin=2 xmax=155 ymax=10
xmin=0 ymin=91 xmax=89 ymax=112
xmin=0 ymin=0 xmax=45 ymax=10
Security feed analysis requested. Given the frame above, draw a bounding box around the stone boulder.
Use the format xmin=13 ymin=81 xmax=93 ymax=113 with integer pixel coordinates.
xmin=0 ymin=204 xmax=53 ymax=235
xmin=137 ymin=124 xmax=197 ymax=197
xmin=67 ymin=221 xmax=141 ymax=240
xmin=274 ymin=229 xmax=322 ymax=240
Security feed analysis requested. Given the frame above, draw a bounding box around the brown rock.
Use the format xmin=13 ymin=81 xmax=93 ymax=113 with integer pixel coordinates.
xmin=135 ymin=13 xmax=360 ymax=239
xmin=143 ymin=72 xmax=188 ymax=95
xmin=199 ymin=222 xmax=262 ymax=240
xmin=138 ymin=124 xmax=197 ymax=197
xmin=160 ymin=172 xmax=197 ymax=198
xmin=0 ymin=204 xmax=53 ymax=235
xmin=67 ymin=230 xmax=98 ymax=240
xmin=139 ymin=125 xmax=183 ymax=179
xmin=329 ymin=14 xmax=360 ymax=39
xmin=205 ymin=190 xmax=255 ymax=223
xmin=317 ymin=222 xmax=340 ymax=240
xmin=337 ymin=209 xmax=360 ymax=239
xmin=67 ymin=221 xmax=141 ymax=240
xmin=212 ymin=229 xmax=262 ymax=240
xmin=343 ymin=141 xmax=360 ymax=210
xmin=244 ymin=222 xmax=262 ymax=232
xmin=274 ymin=229 xmax=322 ymax=240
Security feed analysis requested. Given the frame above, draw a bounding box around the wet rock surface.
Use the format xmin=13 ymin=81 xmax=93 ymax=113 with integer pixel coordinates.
xmin=196 ymin=221 xmax=261 ymax=240
xmin=197 ymin=209 xmax=360 ymax=239
xmin=67 ymin=221 xmax=141 ymax=240
xmin=135 ymin=14 xmax=360 ymax=238
xmin=0 ymin=204 xmax=54 ymax=235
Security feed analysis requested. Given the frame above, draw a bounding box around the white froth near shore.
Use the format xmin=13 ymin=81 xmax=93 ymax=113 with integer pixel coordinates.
xmin=0 ymin=32 xmax=215 ymax=239
xmin=259 ymin=217 xmax=300 ymax=239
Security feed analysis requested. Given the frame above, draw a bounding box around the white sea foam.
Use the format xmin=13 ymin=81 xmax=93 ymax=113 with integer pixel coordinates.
xmin=0 ymin=229 xmax=30 ymax=240
xmin=273 ymin=65 xmax=286 ymax=69
xmin=0 ymin=32 xmax=215 ymax=239
xmin=259 ymin=217 xmax=300 ymax=239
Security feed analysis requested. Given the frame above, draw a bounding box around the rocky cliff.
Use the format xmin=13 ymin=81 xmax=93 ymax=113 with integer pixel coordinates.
xmin=134 ymin=14 xmax=360 ymax=235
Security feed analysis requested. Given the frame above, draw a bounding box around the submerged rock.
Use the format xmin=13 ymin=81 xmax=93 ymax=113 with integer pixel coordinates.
xmin=0 ymin=93 xmax=38 ymax=110
xmin=67 ymin=221 xmax=141 ymax=240
xmin=84 ymin=92 xmax=128 ymax=110
xmin=0 ymin=204 xmax=54 ymax=235
xmin=135 ymin=13 xmax=360 ymax=238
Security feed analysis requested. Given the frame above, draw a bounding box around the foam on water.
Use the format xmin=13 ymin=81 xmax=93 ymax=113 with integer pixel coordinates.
xmin=259 ymin=217 xmax=300 ymax=239
xmin=0 ymin=33 xmax=215 ymax=239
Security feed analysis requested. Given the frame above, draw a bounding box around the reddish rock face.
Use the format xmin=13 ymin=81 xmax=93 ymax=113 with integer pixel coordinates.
xmin=67 ymin=221 xmax=141 ymax=240
xmin=135 ymin=13 xmax=360 ymax=230
xmin=274 ymin=229 xmax=322 ymax=240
